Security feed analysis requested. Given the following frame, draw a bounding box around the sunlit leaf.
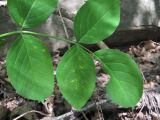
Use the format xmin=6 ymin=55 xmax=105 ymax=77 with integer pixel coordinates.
xmin=95 ymin=49 xmax=143 ymax=107
xmin=74 ymin=0 xmax=120 ymax=44
xmin=6 ymin=34 xmax=54 ymax=101
xmin=56 ymin=45 xmax=96 ymax=109
xmin=7 ymin=0 xmax=58 ymax=28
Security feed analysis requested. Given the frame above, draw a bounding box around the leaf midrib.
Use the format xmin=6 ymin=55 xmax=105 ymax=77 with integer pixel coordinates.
xmin=21 ymin=36 xmax=35 ymax=93
xmin=22 ymin=0 xmax=36 ymax=28
xmin=59 ymin=49 xmax=78 ymax=82
xmin=105 ymin=62 xmax=140 ymax=79
xmin=103 ymin=63 xmax=133 ymax=106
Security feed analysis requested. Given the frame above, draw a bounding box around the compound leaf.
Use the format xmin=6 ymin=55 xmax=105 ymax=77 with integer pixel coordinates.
xmin=6 ymin=34 xmax=54 ymax=101
xmin=7 ymin=0 xmax=58 ymax=28
xmin=95 ymin=49 xmax=143 ymax=107
xmin=74 ymin=0 xmax=120 ymax=44
xmin=56 ymin=45 xmax=96 ymax=109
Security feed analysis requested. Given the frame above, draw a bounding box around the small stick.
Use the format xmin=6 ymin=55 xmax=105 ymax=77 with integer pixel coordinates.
xmin=13 ymin=110 xmax=48 ymax=120
xmin=81 ymin=112 xmax=89 ymax=120
xmin=41 ymin=99 xmax=108 ymax=120
xmin=58 ymin=5 xmax=72 ymax=49
xmin=97 ymin=41 xmax=109 ymax=49
xmin=58 ymin=7 xmax=69 ymax=39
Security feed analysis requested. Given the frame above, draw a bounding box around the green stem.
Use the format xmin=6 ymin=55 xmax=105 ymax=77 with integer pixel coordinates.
xmin=0 ymin=30 xmax=96 ymax=56
xmin=22 ymin=31 xmax=76 ymax=44
xmin=0 ymin=31 xmax=21 ymax=38
xmin=0 ymin=30 xmax=75 ymax=44
xmin=22 ymin=31 xmax=97 ymax=56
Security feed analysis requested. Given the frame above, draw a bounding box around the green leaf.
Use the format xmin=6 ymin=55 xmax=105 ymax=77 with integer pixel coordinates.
xmin=7 ymin=0 xmax=58 ymax=28
xmin=74 ymin=0 xmax=120 ymax=44
xmin=95 ymin=49 xmax=143 ymax=107
xmin=56 ymin=45 xmax=96 ymax=109
xmin=6 ymin=34 xmax=54 ymax=101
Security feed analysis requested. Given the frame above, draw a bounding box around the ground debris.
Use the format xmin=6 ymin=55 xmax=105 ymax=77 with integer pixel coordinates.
xmin=0 ymin=105 xmax=8 ymax=120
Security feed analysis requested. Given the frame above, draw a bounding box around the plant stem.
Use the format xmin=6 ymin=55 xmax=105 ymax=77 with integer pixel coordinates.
xmin=0 ymin=31 xmax=21 ymax=38
xmin=24 ymin=31 xmax=94 ymax=54
xmin=0 ymin=30 xmax=97 ymax=56
xmin=22 ymin=31 xmax=102 ymax=57
xmin=21 ymin=31 xmax=76 ymax=44
xmin=21 ymin=31 xmax=98 ymax=56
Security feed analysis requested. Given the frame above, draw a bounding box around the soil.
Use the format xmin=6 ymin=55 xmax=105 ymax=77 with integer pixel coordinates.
xmin=0 ymin=40 xmax=160 ymax=120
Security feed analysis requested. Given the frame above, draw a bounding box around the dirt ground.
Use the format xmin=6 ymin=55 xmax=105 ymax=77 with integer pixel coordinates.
xmin=0 ymin=40 xmax=160 ymax=120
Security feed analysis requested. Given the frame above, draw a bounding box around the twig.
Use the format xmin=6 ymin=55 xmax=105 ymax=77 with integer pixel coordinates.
xmin=58 ymin=7 xmax=70 ymax=40
xmin=135 ymin=104 xmax=145 ymax=119
xmin=13 ymin=110 xmax=48 ymax=120
xmin=94 ymin=90 xmax=105 ymax=120
xmin=0 ymin=76 xmax=10 ymax=85
xmin=58 ymin=6 xmax=71 ymax=49
xmin=41 ymin=86 xmax=160 ymax=120
xmin=97 ymin=41 xmax=109 ymax=49
xmin=81 ymin=112 xmax=89 ymax=120
xmin=54 ymin=9 xmax=74 ymax=21
xmin=41 ymin=99 xmax=108 ymax=120
xmin=144 ymin=85 xmax=160 ymax=93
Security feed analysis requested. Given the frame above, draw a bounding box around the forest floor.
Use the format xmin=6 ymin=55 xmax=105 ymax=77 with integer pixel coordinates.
xmin=0 ymin=40 xmax=160 ymax=120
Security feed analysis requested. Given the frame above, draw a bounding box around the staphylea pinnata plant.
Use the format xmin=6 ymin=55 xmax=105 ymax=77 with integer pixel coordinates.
xmin=0 ymin=0 xmax=143 ymax=110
